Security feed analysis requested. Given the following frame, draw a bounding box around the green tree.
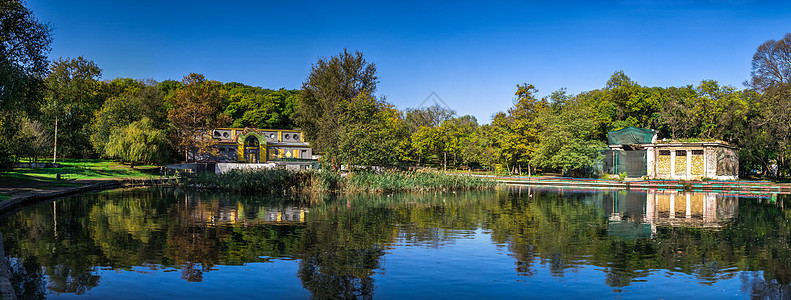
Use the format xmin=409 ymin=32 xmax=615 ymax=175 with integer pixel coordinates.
xmin=532 ymin=95 xmax=604 ymax=176
xmin=753 ymin=84 xmax=791 ymax=177
xmin=90 ymin=79 xmax=167 ymax=155
xmin=295 ymin=49 xmax=381 ymax=168
xmin=744 ymin=34 xmax=791 ymax=178
xmin=657 ymin=86 xmax=696 ymax=139
xmin=336 ymin=95 xmax=407 ymax=167
xmin=461 ymin=125 xmax=496 ymax=171
xmin=690 ymin=80 xmax=740 ymax=140
xmin=489 ymin=84 xmax=544 ymax=175
xmin=437 ymin=115 xmax=477 ymax=170
xmin=0 ymin=0 xmax=52 ymax=170
xmin=41 ymin=56 xmax=104 ymax=158
xmin=90 ymin=91 xmax=141 ymax=155
xmin=411 ymin=125 xmax=440 ymax=166
xmin=105 ymin=117 xmax=168 ymax=167
xmin=223 ymin=84 xmax=298 ymax=129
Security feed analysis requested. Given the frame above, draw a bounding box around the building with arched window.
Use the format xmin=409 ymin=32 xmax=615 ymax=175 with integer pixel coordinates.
xmin=205 ymin=127 xmax=313 ymax=163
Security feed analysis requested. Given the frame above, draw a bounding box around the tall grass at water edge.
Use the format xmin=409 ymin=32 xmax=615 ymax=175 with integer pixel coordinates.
xmin=343 ymin=170 xmax=495 ymax=193
xmin=180 ymin=169 xmax=494 ymax=194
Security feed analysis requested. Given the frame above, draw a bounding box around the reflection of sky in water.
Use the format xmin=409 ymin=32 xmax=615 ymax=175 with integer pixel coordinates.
xmin=46 ymin=229 xmax=750 ymax=299
xmin=377 ymin=229 xmax=748 ymax=299
xmin=48 ymin=261 xmax=310 ymax=300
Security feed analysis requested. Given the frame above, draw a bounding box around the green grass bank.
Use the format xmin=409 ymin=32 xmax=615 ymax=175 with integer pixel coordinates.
xmin=0 ymin=159 xmax=159 ymax=201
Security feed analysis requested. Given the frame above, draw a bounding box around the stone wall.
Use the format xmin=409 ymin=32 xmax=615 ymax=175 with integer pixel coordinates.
xmin=215 ymin=163 xmax=276 ymax=174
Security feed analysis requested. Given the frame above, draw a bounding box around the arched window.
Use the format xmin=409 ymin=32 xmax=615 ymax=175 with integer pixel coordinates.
xmin=245 ymin=136 xmax=259 ymax=147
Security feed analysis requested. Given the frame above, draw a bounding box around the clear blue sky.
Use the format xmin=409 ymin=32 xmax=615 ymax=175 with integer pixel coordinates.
xmin=27 ymin=0 xmax=791 ymax=123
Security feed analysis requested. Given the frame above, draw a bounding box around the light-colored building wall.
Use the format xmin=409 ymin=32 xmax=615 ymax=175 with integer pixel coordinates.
xmin=645 ymin=143 xmax=738 ymax=180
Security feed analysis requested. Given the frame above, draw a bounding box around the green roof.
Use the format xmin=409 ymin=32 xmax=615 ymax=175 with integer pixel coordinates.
xmin=607 ymin=221 xmax=653 ymax=240
xmin=607 ymin=127 xmax=655 ymax=145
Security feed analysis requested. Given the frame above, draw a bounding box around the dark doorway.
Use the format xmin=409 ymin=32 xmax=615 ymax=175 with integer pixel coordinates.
xmin=244 ymin=136 xmax=259 ymax=163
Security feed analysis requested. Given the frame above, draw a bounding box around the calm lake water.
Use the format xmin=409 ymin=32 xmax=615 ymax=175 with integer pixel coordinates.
xmin=1 ymin=187 xmax=790 ymax=299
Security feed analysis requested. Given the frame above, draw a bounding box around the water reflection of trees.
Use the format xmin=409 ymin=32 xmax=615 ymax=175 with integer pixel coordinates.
xmin=487 ymin=188 xmax=791 ymax=292
xmin=294 ymin=206 xmax=390 ymax=299
xmin=2 ymin=188 xmax=791 ymax=298
xmin=0 ymin=189 xmax=309 ymax=298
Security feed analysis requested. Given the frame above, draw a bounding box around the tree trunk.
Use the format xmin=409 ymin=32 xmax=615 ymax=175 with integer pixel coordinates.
xmin=53 ymin=115 xmax=58 ymax=163
xmin=131 ymin=161 xmax=135 ymax=168
xmin=443 ymin=152 xmax=447 ymax=172
xmin=528 ymin=162 xmax=532 ymax=177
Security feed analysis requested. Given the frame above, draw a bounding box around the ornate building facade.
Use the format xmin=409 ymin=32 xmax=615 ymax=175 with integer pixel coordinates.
xmin=605 ymin=127 xmax=739 ymax=180
xmin=206 ymin=127 xmax=313 ymax=163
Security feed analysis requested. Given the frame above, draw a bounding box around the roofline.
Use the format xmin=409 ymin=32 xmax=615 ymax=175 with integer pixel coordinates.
xmin=213 ymin=128 xmax=303 ymax=132
xmin=610 ymin=142 xmax=738 ymax=149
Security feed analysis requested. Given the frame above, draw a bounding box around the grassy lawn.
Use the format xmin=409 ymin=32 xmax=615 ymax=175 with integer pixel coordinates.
xmin=0 ymin=159 xmax=160 ymax=200
xmin=12 ymin=159 xmax=158 ymax=180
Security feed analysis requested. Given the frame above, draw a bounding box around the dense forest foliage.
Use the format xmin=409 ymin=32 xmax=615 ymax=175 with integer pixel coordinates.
xmin=2 ymin=0 xmax=790 ymax=178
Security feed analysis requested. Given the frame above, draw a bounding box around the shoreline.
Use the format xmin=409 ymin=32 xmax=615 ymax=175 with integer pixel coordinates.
xmin=3 ymin=174 xmax=789 ymax=217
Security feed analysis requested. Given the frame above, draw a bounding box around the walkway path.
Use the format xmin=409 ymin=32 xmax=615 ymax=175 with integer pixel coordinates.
xmin=494 ymin=176 xmax=791 ymax=195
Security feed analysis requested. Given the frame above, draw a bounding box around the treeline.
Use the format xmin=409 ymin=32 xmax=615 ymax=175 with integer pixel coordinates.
xmin=297 ymin=37 xmax=791 ymax=178
xmin=4 ymin=60 xmax=300 ymax=166
xmin=1 ymin=2 xmax=303 ymax=168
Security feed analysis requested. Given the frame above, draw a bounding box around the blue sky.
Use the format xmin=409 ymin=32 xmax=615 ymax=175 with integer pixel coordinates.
xmin=27 ymin=0 xmax=791 ymax=123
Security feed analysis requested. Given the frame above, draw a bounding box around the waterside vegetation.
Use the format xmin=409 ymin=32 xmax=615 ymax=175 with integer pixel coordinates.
xmin=179 ymin=169 xmax=495 ymax=195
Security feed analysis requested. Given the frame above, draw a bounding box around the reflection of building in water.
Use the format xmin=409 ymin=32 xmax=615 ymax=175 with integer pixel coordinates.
xmin=648 ymin=192 xmax=737 ymax=228
xmin=184 ymin=199 xmax=307 ymax=226
xmin=260 ymin=207 xmax=305 ymax=223
xmin=605 ymin=191 xmax=738 ymax=239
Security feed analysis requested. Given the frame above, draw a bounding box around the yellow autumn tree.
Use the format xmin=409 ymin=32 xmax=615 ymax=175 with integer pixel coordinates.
xmin=167 ymin=73 xmax=231 ymax=162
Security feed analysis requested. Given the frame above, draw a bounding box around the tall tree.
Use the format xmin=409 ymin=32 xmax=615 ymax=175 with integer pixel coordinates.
xmin=403 ymin=104 xmax=456 ymax=133
xmin=167 ymin=73 xmax=230 ymax=162
xmin=495 ymin=83 xmax=544 ymax=174
xmin=17 ymin=117 xmax=51 ymax=163
xmin=41 ymin=56 xmax=104 ymax=158
xmin=532 ymin=96 xmax=604 ymax=176
xmin=748 ymin=33 xmax=791 ymax=92
xmin=0 ymin=0 xmax=52 ymax=169
xmin=295 ymin=49 xmax=379 ymax=168
xmin=657 ymin=86 xmax=696 ymax=139
xmin=745 ymin=33 xmax=791 ymax=177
